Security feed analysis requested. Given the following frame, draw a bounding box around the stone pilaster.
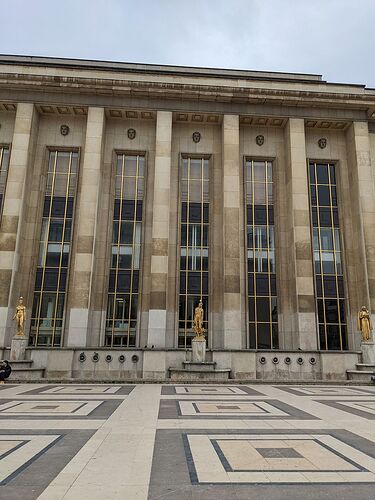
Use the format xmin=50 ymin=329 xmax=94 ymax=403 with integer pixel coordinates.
xmin=0 ymin=103 xmax=38 ymax=347
xmin=345 ymin=122 xmax=375 ymax=348
xmin=66 ymin=107 xmax=105 ymax=347
xmin=222 ymin=115 xmax=245 ymax=348
xmin=284 ymin=118 xmax=317 ymax=349
xmin=147 ymin=111 xmax=172 ymax=347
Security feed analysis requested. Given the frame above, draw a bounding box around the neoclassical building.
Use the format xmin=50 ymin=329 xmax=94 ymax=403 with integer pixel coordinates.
xmin=0 ymin=55 xmax=374 ymax=380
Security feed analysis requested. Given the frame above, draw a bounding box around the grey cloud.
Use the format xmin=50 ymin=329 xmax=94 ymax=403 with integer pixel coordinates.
xmin=1 ymin=0 xmax=375 ymax=86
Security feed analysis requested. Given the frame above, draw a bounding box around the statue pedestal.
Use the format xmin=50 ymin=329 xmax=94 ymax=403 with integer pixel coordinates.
xmin=361 ymin=341 xmax=375 ymax=364
xmin=10 ymin=336 xmax=27 ymax=361
xmin=192 ymin=337 xmax=206 ymax=363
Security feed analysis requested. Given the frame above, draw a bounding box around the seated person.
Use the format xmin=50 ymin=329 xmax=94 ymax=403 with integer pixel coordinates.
xmin=0 ymin=360 xmax=11 ymax=383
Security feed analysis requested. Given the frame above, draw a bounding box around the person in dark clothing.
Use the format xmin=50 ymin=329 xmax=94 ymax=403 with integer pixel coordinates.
xmin=0 ymin=360 xmax=11 ymax=383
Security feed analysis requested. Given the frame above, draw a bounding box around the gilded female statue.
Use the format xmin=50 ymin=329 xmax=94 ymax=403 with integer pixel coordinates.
xmin=13 ymin=297 xmax=26 ymax=337
xmin=193 ymin=301 xmax=205 ymax=338
xmin=358 ymin=306 xmax=372 ymax=342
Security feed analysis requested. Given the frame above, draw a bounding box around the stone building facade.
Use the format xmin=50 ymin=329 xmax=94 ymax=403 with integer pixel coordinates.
xmin=0 ymin=55 xmax=374 ymax=380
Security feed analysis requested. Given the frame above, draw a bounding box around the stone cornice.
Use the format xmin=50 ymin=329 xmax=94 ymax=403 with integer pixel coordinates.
xmin=0 ymin=71 xmax=374 ymax=112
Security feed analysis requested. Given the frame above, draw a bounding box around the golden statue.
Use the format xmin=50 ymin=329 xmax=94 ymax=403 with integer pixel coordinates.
xmin=193 ymin=301 xmax=205 ymax=339
xmin=13 ymin=297 xmax=26 ymax=337
xmin=358 ymin=306 xmax=372 ymax=342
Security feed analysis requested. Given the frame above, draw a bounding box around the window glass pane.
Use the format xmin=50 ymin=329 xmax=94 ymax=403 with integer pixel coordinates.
xmin=246 ymin=159 xmax=277 ymax=349
xmin=246 ymin=162 xmax=252 ymax=183
xmin=124 ymin=156 xmax=137 ymax=176
xmin=318 ymin=185 xmax=331 ymax=206
xmin=321 ymin=252 xmax=335 ymax=274
xmin=178 ymin=156 xmax=209 ymax=347
xmin=316 ymin=164 xmax=329 ymax=184
xmin=253 ymin=183 xmax=266 ymax=205
xmin=120 ymin=222 xmax=133 ymax=244
xmin=256 ymin=297 xmax=270 ymax=322
xmin=105 ymin=154 xmax=144 ymax=347
xmin=53 ymin=174 xmax=68 ymax=197
xmin=309 ymin=162 xmax=346 ymax=351
xmin=334 ymin=228 xmax=341 ymax=252
xmin=266 ymin=162 xmax=273 ymax=182
xmin=335 ymin=252 xmax=342 ymax=274
xmin=189 ymin=180 xmax=202 ymax=203
xmin=247 ymin=227 xmax=253 ymax=248
xmin=313 ymin=228 xmax=319 ymax=251
xmin=49 ymin=220 xmax=64 ymax=242
xmin=190 ymin=159 xmax=201 ymax=179
xmin=123 ymin=178 xmax=136 ymax=199
xmin=257 ymin=323 xmax=271 ymax=348
xmin=253 ymin=162 xmax=266 ymax=183
xmin=56 ymin=152 xmax=71 ymax=173
xmin=320 ymin=228 xmax=333 ymax=250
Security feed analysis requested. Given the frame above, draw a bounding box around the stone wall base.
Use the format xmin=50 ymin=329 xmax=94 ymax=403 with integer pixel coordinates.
xmin=0 ymin=347 xmax=361 ymax=382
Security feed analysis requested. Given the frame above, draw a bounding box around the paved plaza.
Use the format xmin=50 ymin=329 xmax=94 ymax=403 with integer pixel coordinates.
xmin=1 ymin=384 xmax=375 ymax=498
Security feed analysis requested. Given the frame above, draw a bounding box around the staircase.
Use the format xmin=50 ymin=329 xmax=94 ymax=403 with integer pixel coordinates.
xmin=169 ymin=361 xmax=231 ymax=381
xmin=347 ymin=363 xmax=375 ymax=383
xmin=7 ymin=360 xmax=45 ymax=380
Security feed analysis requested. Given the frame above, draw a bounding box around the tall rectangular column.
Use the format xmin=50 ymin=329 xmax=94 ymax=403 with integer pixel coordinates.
xmin=346 ymin=122 xmax=375 ymax=345
xmin=0 ymin=103 xmax=37 ymax=346
xmin=222 ymin=115 xmax=245 ymax=348
xmin=66 ymin=107 xmax=105 ymax=347
xmin=284 ymin=118 xmax=317 ymax=349
xmin=147 ymin=111 xmax=172 ymax=347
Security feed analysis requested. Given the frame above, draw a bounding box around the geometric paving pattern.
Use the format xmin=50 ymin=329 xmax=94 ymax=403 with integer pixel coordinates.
xmin=159 ymin=398 xmax=317 ymax=419
xmin=0 ymin=398 xmax=122 ymax=419
xmin=0 ymin=400 xmax=104 ymax=416
xmin=162 ymin=385 xmax=263 ymax=395
xmin=0 ymin=434 xmax=61 ymax=484
xmin=276 ymin=386 xmax=375 ymax=397
xmin=1 ymin=383 xmax=375 ymax=499
xmin=186 ymin=433 xmax=375 ymax=482
xmin=317 ymin=400 xmax=375 ymax=419
xmin=21 ymin=384 xmax=135 ymax=396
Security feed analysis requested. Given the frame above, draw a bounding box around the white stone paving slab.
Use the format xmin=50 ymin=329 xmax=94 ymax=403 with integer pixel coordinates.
xmin=38 ymin=385 xmax=161 ymax=500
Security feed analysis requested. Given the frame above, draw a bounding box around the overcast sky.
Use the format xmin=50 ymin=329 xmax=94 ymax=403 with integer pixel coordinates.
xmin=1 ymin=0 xmax=374 ymax=86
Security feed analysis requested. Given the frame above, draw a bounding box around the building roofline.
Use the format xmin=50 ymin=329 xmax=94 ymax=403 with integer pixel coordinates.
xmin=0 ymin=53 xmax=326 ymax=84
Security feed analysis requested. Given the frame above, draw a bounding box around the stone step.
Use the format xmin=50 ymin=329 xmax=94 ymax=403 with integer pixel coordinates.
xmin=4 ymin=359 xmax=46 ymax=381
xmin=7 ymin=360 xmax=33 ymax=369
xmin=356 ymin=363 xmax=375 ymax=371
xmin=9 ymin=367 xmax=45 ymax=380
xmin=169 ymin=368 xmax=231 ymax=381
xmin=346 ymin=370 xmax=375 ymax=382
xmin=182 ymin=361 xmax=217 ymax=372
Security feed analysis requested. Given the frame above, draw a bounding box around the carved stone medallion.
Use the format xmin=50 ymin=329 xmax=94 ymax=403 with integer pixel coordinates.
xmin=127 ymin=128 xmax=136 ymax=140
xmin=318 ymin=137 xmax=327 ymax=149
xmin=256 ymin=134 xmax=264 ymax=146
xmin=192 ymin=131 xmax=201 ymax=143
xmin=60 ymin=124 xmax=70 ymax=136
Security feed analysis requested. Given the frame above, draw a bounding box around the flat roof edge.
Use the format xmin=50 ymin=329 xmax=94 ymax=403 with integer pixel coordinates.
xmin=0 ymin=54 xmax=324 ymax=83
